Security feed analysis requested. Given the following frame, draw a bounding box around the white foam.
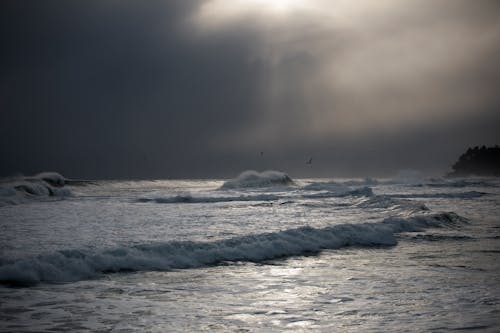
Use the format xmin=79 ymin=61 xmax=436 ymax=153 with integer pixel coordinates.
xmin=302 ymin=187 xmax=374 ymax=199
xmin=355 ymin=195 xmax=429 ymax=213
xmin=303 ymin=181 xmax=352 ymax=192
xmin=0 ymin=212 xmax=465 ymax=286
xmin=220 ymin=170 xmax=294 ymax=189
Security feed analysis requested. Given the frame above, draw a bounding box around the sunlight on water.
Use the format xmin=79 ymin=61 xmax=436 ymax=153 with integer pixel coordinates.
xmin=0 ymin=172 xmax=499 ymax=332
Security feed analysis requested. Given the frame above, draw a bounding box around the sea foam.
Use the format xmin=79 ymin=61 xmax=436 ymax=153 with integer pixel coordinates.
xmin=0 ymin=212 xmax=465 ymax=286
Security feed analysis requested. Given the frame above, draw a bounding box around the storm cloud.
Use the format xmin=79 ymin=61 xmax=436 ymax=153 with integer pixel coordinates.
xmin=1 ymin=0 xmax=499 ymax=178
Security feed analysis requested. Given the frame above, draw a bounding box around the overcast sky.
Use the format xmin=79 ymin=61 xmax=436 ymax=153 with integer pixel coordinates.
xmin=1 ymin=0 xmax=499 ymax=179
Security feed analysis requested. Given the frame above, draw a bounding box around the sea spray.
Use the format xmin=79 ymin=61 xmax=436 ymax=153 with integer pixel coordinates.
xmin=220 ymin=170 xmax=294 ymax=189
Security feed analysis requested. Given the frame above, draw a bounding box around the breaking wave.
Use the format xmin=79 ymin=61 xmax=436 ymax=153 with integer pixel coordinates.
xmin=137 ymin=193 xmax=281 ymax=204
xmin=0 ymin=172 xmax=71 ymax=206
xmin=0 ymin=212 xmax=466 ymax=286
xmin=220 ymin=170 xmax=294 ymax=189
xmin=137 ymin=186 xmax=374 ymax=205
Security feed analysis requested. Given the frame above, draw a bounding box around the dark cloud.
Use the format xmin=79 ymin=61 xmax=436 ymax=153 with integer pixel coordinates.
xmin=0 ymin=0 xmax=266 ymax=178
xmin=1 ymin=0 xmax=499 ymax=178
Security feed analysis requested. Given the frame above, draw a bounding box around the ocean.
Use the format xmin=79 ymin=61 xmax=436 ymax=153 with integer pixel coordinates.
xmin=1 ymin=170 xmax=499 ymax=332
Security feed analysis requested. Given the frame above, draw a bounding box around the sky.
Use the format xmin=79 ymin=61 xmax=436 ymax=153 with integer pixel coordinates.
xmin=1 ymin=0 xmax=499 ymax=179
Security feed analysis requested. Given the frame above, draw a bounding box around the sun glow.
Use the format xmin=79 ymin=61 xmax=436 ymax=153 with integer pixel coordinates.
xmin=244 ymin=0 xmax=304 ymax=12
xmin=195 ymin=0 xmax=312 ymax=26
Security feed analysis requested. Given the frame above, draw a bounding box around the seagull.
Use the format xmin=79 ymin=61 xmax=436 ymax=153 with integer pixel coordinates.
xmin=306 ymin=157 xmax=312 ymax=165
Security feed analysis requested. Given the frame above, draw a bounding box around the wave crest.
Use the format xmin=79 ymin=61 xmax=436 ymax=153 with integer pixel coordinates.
xmin=0 ymin=212 xmax=466 ymax=286
xmin=302 ymin=186 xmax=374 ymax=199
xmin=220 ymin=170 xmax=294 ymax=189
xmin=137 ymin=187 xmax=374 ymax=205
xmin=137 ymin=193 xmax=280 ymax=204
xmin=0 ymin=172 xmax=70 ymax=206
xmin=355 ymin=195 xmax=429 ymax=213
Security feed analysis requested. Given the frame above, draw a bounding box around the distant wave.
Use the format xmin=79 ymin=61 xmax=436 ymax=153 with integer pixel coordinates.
xmin=137 ymin=186 xmax=374 ymax=205
xmin=220 ymin=170 xmax=294 ymax=189
xmin=302 ymin=186 xmax=374 ymax=199
xmin=355 ymin=195 xmax=429 ymax=213
xmin=0 ymin=172 xmax=70 ymax=206
xmin=313 ymin=177 xmax=500 ymax=189
xmin=339 ymin=178 xmax=379 ymax=186
xmin=386 ymin=191 xmax=487 ymax=199
xmin=0 ymin=212 xmax=466 ymax=286
xmin=137 ymin=193 xmax=281 ymax=204
xmin=303 ymin=181 xmax=353 ymax=192
xmin=402 ymin=234 xmax=474 ymax=242
xmin=426 ymin=179 xmax=500 ymax=188
xmin=303 ymin=179 xmax=380 ymax=191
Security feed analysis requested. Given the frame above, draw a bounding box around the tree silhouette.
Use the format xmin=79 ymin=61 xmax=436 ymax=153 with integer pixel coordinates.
xmin=449 ymin=145 xmax=500 ymax=177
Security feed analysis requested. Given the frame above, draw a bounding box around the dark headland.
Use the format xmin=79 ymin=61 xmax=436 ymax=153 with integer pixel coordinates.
xmin=448 ymin=146 xmax=500 ymax=177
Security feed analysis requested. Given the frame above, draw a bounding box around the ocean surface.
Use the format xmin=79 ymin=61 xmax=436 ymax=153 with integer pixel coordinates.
xmin=1 ymin=170 xmax=499 ymax=332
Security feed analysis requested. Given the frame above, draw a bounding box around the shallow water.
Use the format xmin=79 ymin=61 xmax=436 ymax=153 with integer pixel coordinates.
xmin=1 ymin=174 xmax=499 ymax=332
